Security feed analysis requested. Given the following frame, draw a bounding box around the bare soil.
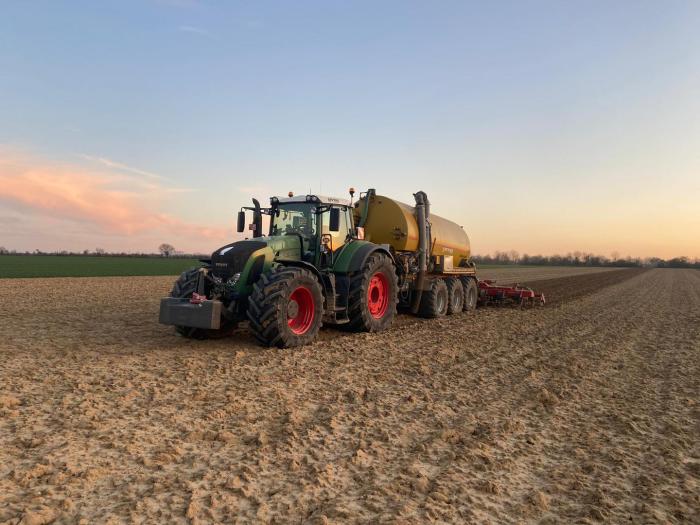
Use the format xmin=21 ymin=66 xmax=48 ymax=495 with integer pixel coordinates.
xmin=520 ymin=267 xmax=649 ymax=306
xmin=477 ymin=266 xmax=618 ymax=284
xmin=1 ymin=269 xmax=698 ymax=524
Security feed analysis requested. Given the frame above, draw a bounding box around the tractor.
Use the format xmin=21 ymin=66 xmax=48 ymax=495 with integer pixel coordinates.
xmin=159 ymin=189 xmax=482 ymax=347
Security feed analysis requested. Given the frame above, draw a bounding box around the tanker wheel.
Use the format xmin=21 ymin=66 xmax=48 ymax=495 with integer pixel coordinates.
xmin=419 ymin=278 xmax=449 ymax=318
xmin=446 ymin=277 xmax=464 ymax=315
xmin=346 ymin=252 xmax=398 ymax=332
xmin=460 ymin=276 xmax=478 ymax=312
xmin=170 ymin=267 xmax=236 ymax=339
xmin=247 ymin=266 xmax=323 ymax=348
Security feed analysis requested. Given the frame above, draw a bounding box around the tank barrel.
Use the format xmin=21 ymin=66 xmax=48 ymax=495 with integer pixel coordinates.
xmin=353 ymin=191 xmax=470 ymax=266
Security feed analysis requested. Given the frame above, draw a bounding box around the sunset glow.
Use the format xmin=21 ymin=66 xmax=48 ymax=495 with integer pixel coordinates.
xmin=1 ymin=2 xmax=699 ymax=258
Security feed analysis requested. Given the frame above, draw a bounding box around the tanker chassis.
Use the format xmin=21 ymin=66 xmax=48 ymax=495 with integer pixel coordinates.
xmin=159 ymin=188 xmax=480 ymax=347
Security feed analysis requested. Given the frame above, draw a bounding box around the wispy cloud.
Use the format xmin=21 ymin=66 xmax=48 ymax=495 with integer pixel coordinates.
xmin=0 ymin=147 xmax=230 ymax=251
xmin=155 ymin=0 xmax=199 ymax=7
xmin=178 ymin=25 xmax=212 ymax=37
xmin=79 ymin=154 xmax=165 ymax=181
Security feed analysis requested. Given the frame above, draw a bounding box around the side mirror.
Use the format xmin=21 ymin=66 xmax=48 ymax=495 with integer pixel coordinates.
xmin=329 ymin=207 xmax=340 ymax=232
xmin=236 ymin=211 xmax=245 ymax=232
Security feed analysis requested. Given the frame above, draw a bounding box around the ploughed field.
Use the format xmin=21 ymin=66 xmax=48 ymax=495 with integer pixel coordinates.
xmin=477 ymin=265 xmax=619 ymax=284
xmin=1 ymin=268 xmax=699 ymax=524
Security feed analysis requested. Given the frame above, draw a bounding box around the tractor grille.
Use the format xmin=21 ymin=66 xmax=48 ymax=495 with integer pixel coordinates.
xmin=210 ymin=241 xmax=266 ymax=280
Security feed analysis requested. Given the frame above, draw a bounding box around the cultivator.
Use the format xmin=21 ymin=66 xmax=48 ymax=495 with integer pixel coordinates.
xmin=477 ymin=280 xmax=546 ymax=307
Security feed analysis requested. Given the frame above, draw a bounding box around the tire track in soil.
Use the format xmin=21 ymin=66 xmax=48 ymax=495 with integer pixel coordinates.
xmin=276 ymin=269 xmax=655 ymax=522
xmin=476 ymin=270 xmax=670 ymax=522
xmin=375 ymin=270 xmax=659 ymax=522
xmin=519 ymin=267 xmax=648 ymax=306
xmin=406 ymin=270 xmax=700 ymax=523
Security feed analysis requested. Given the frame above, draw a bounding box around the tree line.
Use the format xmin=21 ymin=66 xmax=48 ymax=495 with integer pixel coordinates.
xmin=1 ymin=246 xmax=698 ymax=269
xmin=472 ymin=250 xmax=700 ymax=269
xmin=0 ymin=246 xmax=203 ymax=258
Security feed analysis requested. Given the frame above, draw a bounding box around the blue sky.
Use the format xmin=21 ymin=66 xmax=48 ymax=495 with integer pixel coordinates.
xmin=1 ymin=1 xmax=699 ymax=257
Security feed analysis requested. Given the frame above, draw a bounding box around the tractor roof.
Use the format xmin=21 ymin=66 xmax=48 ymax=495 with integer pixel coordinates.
xmin=276 ymin=194 xmax=351 ymax=206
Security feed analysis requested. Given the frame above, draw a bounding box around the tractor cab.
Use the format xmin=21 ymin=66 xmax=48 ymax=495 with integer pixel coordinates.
xmin=238 ymin=194 xmax=354 ymax=267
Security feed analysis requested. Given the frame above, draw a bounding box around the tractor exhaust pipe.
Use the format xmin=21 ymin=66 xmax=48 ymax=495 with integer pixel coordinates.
xmin=411 ymin=190 xmax=430 ymax=314
xmin=252 ymin=198 xmax=263 ymax=238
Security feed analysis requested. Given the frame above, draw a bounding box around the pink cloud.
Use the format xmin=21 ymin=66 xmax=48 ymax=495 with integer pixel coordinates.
xmin=0 ymin=148 xmax=231 ymax=252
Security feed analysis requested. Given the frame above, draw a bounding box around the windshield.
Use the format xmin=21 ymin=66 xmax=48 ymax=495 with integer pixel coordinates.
xmin=270 ymin=203 xmax=318 ymax=237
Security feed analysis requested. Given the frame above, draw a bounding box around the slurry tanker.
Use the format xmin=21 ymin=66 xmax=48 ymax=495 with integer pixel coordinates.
xmin=159 ymin=188 xmax=543 ymax=347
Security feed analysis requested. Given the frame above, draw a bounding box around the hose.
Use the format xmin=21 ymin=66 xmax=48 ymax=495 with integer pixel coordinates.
xmin=411 ymin=191 xmax=430 ymax=313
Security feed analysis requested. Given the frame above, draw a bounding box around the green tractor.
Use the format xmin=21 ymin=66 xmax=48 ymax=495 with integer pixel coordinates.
xmin=159 ymin=191 xmax=399 ymax=347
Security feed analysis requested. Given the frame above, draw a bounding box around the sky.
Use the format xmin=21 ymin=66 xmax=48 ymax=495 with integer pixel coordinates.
xmin=1 ymin=0 xmax=699 ymax=258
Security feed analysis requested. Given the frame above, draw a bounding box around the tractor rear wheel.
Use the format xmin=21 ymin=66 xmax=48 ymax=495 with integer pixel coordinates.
xmin=170 ymin=267 xmax=236 ymax=339
xmin=346 ymin=252 xmax=398 ymax=332
xmin=446 ymin=277 xmax=464 ymax=314
xmin=247 ymin=266 xmax=323 ymax=347
xmin=419 ymin=278 xmax=449 ymax=318
xmin=460 ymin=276 xmax=478 ymax=311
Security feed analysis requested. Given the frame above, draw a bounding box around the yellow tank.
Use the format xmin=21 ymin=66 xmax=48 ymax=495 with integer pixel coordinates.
xmin=354 ymin=193 xmax=471 ymax=264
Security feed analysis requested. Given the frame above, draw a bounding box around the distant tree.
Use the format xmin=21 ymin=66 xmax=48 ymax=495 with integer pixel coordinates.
xmin=668 ymin=256 xmax=690 ymax=268
xmin=159 ymin=243 xmax=175 ymax=257
xmin=0 ymin=246 xmax=8 ymax=255
xmin=94 ymin=247 xmax=106 ymax=255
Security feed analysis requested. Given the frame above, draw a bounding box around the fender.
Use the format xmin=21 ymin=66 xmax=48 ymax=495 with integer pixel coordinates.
xmin=332 ymin=240 xmax=395 ymax=274
xmin=275 ymin=258 xmax=331 ymax=300
xmin=275 ymin=258 xmax=325 ymax=283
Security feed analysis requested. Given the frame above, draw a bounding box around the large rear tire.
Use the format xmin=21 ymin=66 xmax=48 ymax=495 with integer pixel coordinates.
xmin=446 ymin=277 xmax=464 ymax=315
xmin=346 ymin=252 xmax=398 ymax=332
xmin=460 ymin=276 xmax=478 ymax=311
xmin=419 ymin=278 xmax=449 ymax=318
xmin=247 ymin=266 xmax=323 ymax=348
xmin=170 ymin=267 xmax=236 ymax=339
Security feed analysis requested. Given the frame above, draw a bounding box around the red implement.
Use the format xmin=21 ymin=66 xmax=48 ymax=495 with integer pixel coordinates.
xmin=189 ymin=292 xmax=208 ymax=305
xmin=477 ymin=280 xmax=545 ymax=307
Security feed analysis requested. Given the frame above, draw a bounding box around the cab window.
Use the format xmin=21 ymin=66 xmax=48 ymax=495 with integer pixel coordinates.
xmin=323 ymin=206 xmax=352 ymax=251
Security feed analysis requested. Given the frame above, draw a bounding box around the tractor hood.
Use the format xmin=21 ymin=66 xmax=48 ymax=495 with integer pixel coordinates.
xmin=210 ymin=236 xmax=301 ymax=281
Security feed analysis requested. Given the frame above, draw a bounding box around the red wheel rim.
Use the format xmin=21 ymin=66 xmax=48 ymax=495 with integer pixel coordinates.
xmin=367 ymin=271 xmax=389 ymax=319
xmin=287 ymin=286 xmax=315 ymax=335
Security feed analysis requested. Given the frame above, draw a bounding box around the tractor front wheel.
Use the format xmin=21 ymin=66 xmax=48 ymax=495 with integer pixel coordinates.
xmin=346 ymin=252 xmax=398 ymax=332
xmin=247 ymin=266 xmax=323 ymax=347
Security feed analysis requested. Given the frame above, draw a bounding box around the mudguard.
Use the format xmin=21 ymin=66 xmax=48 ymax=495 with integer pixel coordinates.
xmin=275 ymin=259 xmax=324 ymax=282
xmin=332 ymin=240 xmax=394 ymax=274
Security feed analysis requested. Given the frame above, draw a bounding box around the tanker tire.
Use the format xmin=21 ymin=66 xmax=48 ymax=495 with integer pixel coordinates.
xmin=419 ymin=278 xmax=449 ymax=318
xmin=460 ymin=276 xmax=478 ymax=312
xmin=446 ymin=277 xmax=464 ymax=315
xmin=247 ymin=266 xmax=323 ymax=348
xmin=346 ymin=252 xmax=398 ymax=332
xmin=170 ymin=267 xmax=236 ymax=339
